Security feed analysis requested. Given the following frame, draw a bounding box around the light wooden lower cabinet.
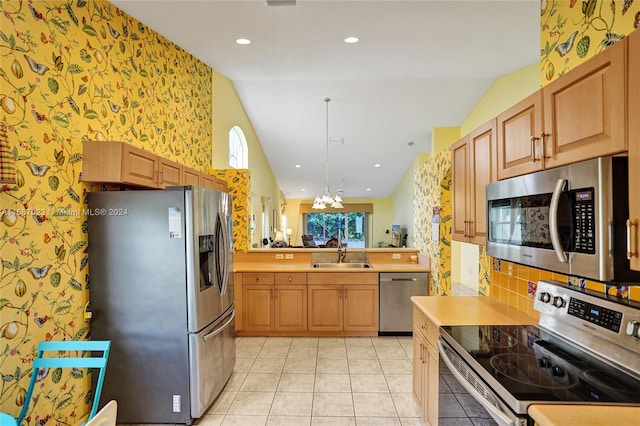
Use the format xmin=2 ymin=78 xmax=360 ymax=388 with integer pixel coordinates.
xmin=307 ymin=272 xmax=379 ymax=334
xmin=237 ymin=271 xmax=379 ymax=336
xmin=274 ymin=285 xmax=307 ymax=331
xmin=240 ymin=273 xmax=307 ymax=333
xmin=413 ymin=307 xmax=439 ymax=425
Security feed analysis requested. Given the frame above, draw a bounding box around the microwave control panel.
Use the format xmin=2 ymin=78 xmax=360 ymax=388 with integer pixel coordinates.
xmin=571 ymin=188 xmax=595 ymax=254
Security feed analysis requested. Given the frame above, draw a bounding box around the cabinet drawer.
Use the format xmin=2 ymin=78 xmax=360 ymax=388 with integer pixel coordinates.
xmin=307 ymin=272 xmax=378 ymax=285
xmin=275 ymin=272 xmax=307 ymax=285
xmin=242 ymin=273 xmax=275 ymax=285
xmin=413 ymin=307 xmax=439 ymax=346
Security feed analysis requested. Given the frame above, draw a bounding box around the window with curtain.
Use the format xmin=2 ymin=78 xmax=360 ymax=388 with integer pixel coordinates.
xmin=229 ymin=126 xmax=248 ymax=168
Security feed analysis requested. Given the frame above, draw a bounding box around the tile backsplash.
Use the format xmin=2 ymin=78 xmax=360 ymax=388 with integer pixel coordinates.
xmin=489 ymin=258 xmax=640 ymax=319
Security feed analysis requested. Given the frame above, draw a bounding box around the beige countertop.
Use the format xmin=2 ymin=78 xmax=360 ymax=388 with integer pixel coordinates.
xmin=410 ymin=295 xmax=537 ymax=326
xmin=528 ymin=405 xmax=640 ymax=426
xmin=234 ymin=262 xmax=430 ymax=273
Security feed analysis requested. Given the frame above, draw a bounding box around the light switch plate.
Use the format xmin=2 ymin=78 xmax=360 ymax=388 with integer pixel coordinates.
xmin=392 ymin=253 xmax=401 ymax=259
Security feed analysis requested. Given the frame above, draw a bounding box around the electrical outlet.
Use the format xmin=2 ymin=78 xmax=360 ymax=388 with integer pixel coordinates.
xmin=275 ymin=254 xmax=284 ymax=260
xmin=392 ymin=253 xmax=401 ymax=260
xmin=285 ymin=254 xmax=294 ymax=259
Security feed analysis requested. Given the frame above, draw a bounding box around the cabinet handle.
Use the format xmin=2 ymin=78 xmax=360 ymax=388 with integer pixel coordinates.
xmin=419 ymin=343 xmax=423 ymax=362
xmin=530 ymin=136 xmax=539 ymax=162
xmin=463 ymin=220 xmax=468 ymax=238
xmin=256 ymin=276 xmax=260 ymax=282
xmin=467 ymin=220 xmax=474 ymax=238
xmin=288 ymin=276 xmax=292 ymax=282
xmin=627 ymin=219 xmax=638 ymax=260
xmin=421 ymin=344 xmax=426 ymax=364
xmin=541 ymin=132 xmax=551 ymax=159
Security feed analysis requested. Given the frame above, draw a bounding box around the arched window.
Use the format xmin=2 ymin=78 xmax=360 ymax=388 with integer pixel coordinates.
xmin=229 ymin=126 xmax=248 ymax=168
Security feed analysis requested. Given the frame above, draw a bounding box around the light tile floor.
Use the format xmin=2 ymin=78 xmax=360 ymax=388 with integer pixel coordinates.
xmin=195 ymin=336 xmax=424 ymax=426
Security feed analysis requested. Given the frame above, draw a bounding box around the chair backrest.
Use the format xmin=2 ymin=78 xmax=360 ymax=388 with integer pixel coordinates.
xmin=302 ymin=234 xmax=318 ymax=247
xmin=17 ymin=341 xmax=111 ymax=424
xmin=85 ymin=400 xmax=117 ymax=426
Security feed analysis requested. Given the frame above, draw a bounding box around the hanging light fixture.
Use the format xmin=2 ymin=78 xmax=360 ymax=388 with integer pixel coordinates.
xmin=313 ymin=98 xmax=343 ymax=210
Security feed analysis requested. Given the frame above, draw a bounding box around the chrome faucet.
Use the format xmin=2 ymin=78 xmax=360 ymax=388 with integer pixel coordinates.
xmin=337 ymin=231 xmax=346 ymax=263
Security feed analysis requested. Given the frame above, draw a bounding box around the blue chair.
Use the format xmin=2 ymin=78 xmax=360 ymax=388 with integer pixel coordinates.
xmin=4 ymin=340 xmax=111 ymax=426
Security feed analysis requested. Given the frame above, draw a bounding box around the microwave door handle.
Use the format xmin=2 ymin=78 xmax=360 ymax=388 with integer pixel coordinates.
xmin=549 ymin=178 xmax=569 ymax=263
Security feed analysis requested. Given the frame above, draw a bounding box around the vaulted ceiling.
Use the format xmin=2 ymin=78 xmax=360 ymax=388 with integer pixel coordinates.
xmin=111 ymin=0 xmax=540 ymax=199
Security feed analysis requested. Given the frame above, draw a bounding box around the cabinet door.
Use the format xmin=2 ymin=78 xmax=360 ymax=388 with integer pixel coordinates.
xmin=242 ymin=285 xmax=274 ymax=331
xmin=122 ymin=144 xmax=160 ymax=187
xmin=234 ymin=273 xmax=243 ymax=331
xmin=307 ymin=285 xmax=343 ymax=331
xmin=158 ymin=158 xmax=182 ymax=188
xmin=412 ymin=325 xmax=427 ymax=418
xmin=451 ymin=135 xmax=469 ymax=243
xmin=468 ymin=119 xmax=495 ymax=245
xmin=182 ymin=168 xmax=201 ymax=186
xmin=496 ymin=91 xmax=544 ymax=180
xmin=629 ymin=30 xmax=640 ymax=271
xmin=343 ymin=285 xmax=378 ymax=331
xmin=424 ymin=341 xmax=439 ymax=426
xmin=543 ymin=38 xmax=626 ymax=169
xmin=200 ymin=173 xmax=217 ymax=189
xmin=274 ymin=285 xmax=307 ymax=331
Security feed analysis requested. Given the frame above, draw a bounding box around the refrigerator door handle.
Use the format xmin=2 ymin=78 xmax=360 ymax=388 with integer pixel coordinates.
xmin=202 ymin=310 xmax=235 ymax=342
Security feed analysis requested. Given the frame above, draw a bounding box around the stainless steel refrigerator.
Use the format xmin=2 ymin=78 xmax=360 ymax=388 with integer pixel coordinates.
xmin=87 ymin=186 xmax=235 ymax=425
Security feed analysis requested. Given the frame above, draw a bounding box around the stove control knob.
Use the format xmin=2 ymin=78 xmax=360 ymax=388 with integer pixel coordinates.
xmin=551 ymin=366 xmax=564 ymax=377
xmin=626 ymin=321 xmax=640 ymax=338
xmin=539 ymin=292 xmax=552 ymax=303
xmin=552 ymin=296 xmax=566 ymax=308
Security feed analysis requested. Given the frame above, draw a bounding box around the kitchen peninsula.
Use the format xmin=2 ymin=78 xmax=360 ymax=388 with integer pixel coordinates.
xmin=234 ymin=248 xmax=429 ymax=337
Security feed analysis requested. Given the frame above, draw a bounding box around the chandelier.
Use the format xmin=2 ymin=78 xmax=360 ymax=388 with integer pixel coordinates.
xmin=312 ymin=98 xmax=343 ymax=209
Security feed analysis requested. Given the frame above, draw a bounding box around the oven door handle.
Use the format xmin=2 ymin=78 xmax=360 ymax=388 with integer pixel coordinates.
xmin=437 ymin=339 xmax=516 ymax=426
xmin=549 ymin=178 xmax=568 ymax=263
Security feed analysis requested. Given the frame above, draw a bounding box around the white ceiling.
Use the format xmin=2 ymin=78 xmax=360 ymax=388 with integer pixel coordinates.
xmin=110 ymin=0 xmax=540 ymax=199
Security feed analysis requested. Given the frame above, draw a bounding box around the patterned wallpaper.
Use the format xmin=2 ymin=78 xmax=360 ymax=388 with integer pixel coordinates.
xmin=541 ymin=0 xmax=640 ymax=84
xmin=0 ymin=1 xmax=212 ymax=421
xmin=213 ymin=168 xmax=250 ymax=253
xmin=413 ymin=150 xmax=452 ymax=296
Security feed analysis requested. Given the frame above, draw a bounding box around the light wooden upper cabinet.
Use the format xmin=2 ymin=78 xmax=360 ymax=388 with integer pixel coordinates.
xmin=496 ymin=39 xmax=627 ymax=180
xmin=496 ymin=91 xmax=544 ymax=180
xmin=628 ymin=29 xmax=640 ymax=271
xmin=82 ymin=141 xmax=228 ymax=191
xmin=543 ymin=37 xmax=626 ymax=169
xmin=158 ymin=158 xmax=182 ymax=188
xmin=182 ymin=168 xmax=201 ymax=186
xmin=451 ymin=135 xmax=469 ymax=243
xmin=451 ymin=119 xmax=495 ymax=245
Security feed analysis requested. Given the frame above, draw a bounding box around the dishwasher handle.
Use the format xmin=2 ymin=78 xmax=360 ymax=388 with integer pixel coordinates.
xmin=380 ymin=277 xmax=418 ymax=282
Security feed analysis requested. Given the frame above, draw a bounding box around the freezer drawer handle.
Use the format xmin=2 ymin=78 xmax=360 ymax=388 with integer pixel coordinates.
xmin=203 ymin=310 xmax=236 ymax=342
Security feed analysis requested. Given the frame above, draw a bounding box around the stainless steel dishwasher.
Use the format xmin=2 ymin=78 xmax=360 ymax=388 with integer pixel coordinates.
xmin=379 ymin=272 xmax=428 ymax=335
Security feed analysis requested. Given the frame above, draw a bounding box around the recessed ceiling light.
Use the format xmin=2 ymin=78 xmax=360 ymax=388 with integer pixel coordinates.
xmin=374 ymin=164 xmax=381 ymax=168
xmin=366 ymin=188 xmax=372 ymax=191
xmin=344 ymin=36 xmax=360 ymax=44
xmin=294 ymin=164 xmax=301 ymax=168
xmin=235 ymin=38 xmax=251 ymax=45
xmin=301 ymin=188 xmax=306 ymax=192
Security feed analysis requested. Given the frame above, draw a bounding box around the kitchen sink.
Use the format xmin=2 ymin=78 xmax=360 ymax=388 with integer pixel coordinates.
xmin=311 ymin=262 xmax=373 ymax=269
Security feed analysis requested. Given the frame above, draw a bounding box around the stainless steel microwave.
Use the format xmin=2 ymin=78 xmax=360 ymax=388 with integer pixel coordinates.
xmin=486 ymin=156 xmax=640 ymax=284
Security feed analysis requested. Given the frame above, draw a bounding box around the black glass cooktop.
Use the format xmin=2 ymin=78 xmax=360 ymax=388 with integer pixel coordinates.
xmin=440 ymin=324 xmax=640 ymax=406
